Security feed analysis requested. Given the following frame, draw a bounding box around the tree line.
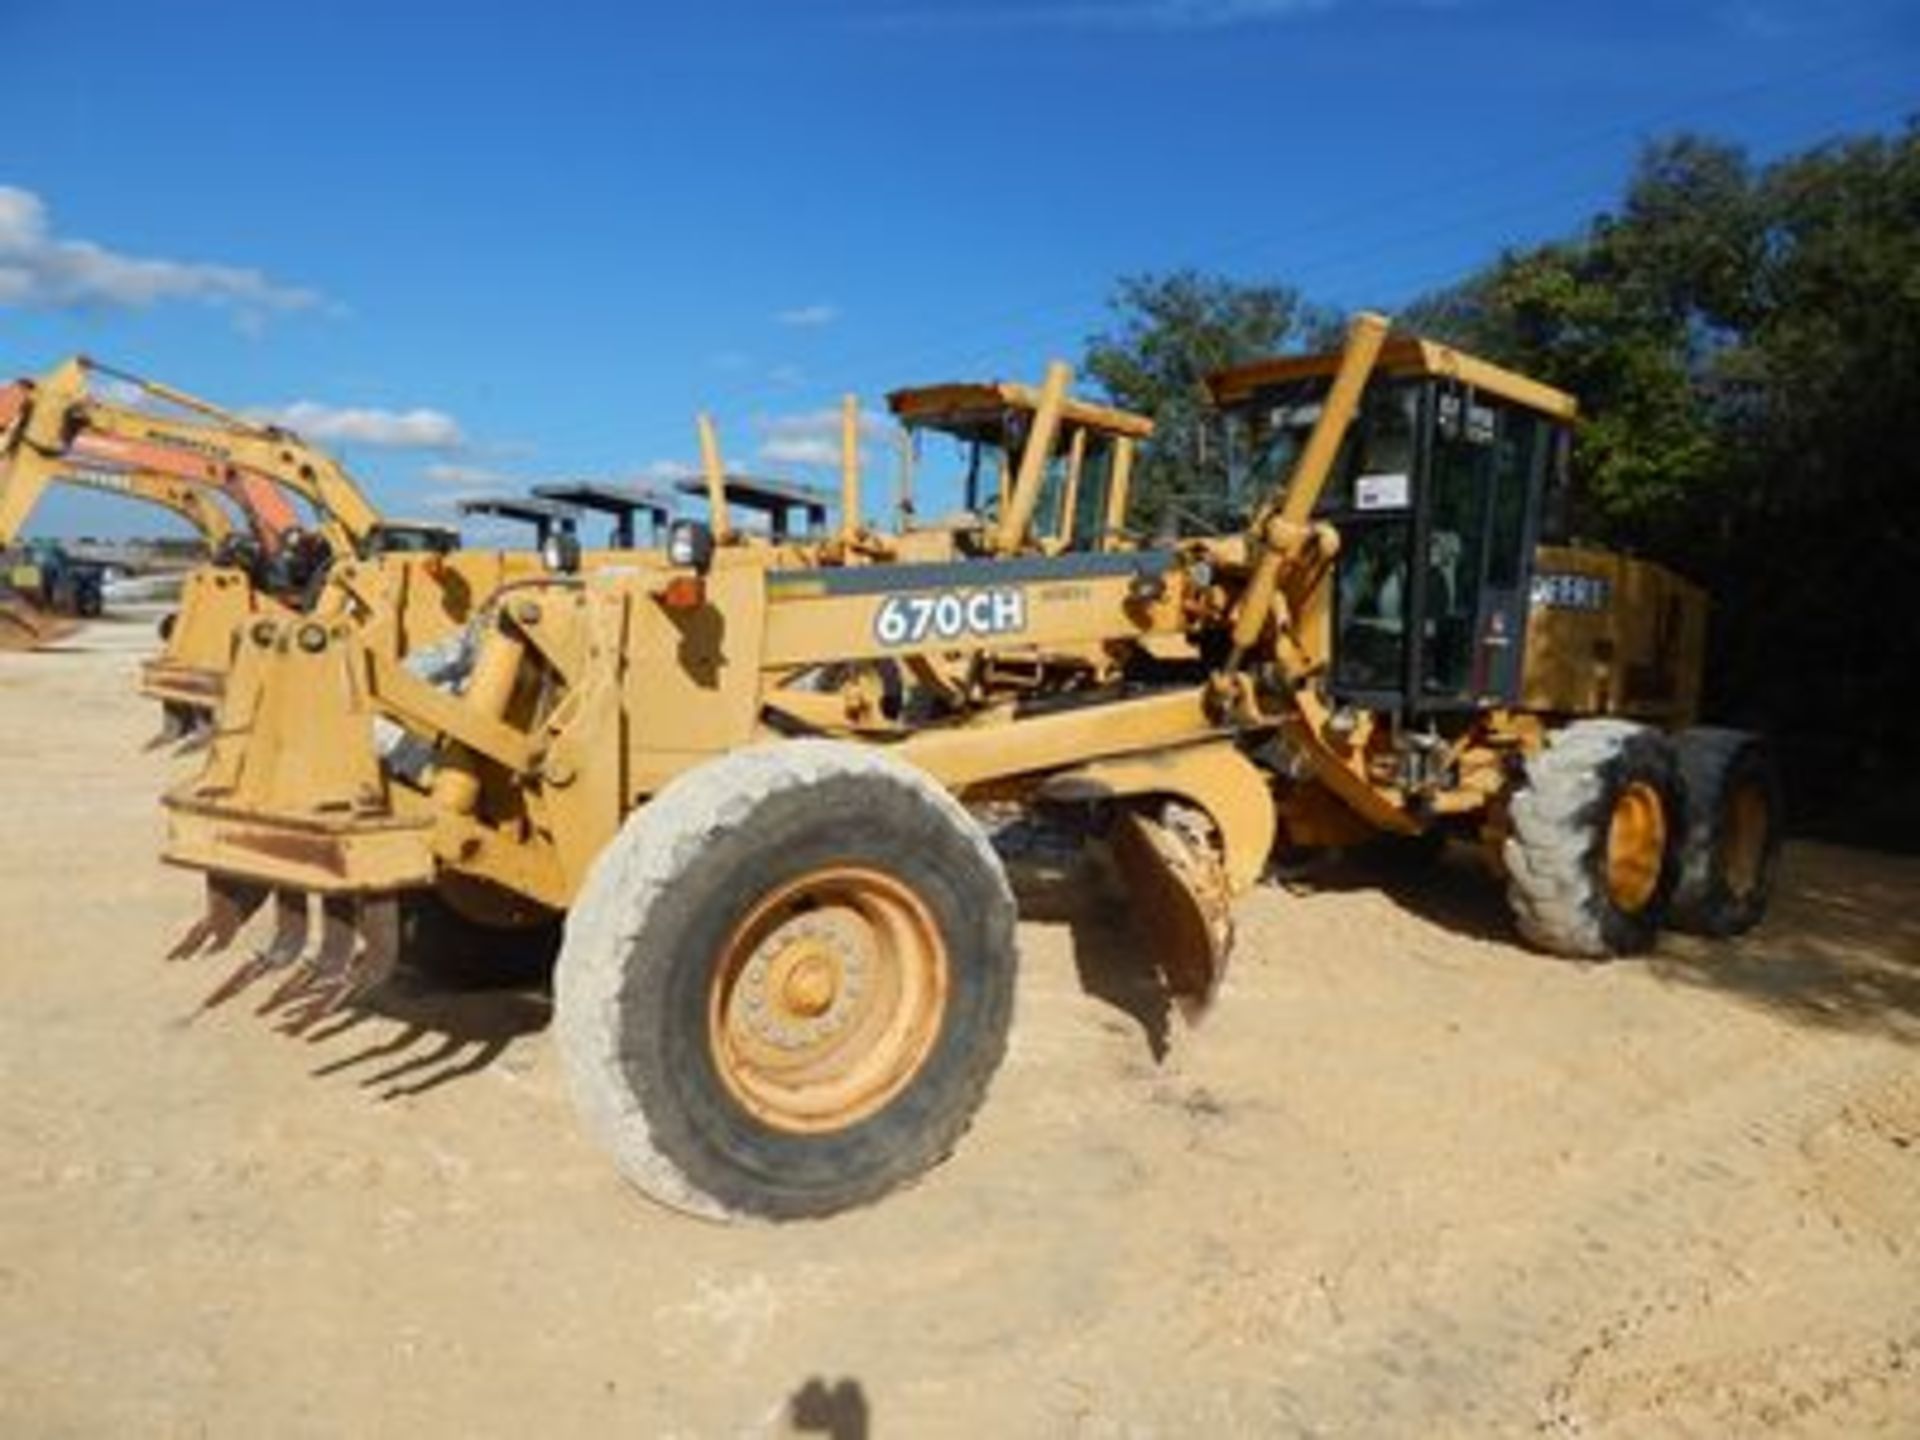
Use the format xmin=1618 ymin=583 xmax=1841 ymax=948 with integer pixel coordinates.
xmin=1082 ymin=121 xmax=1920 ymax=847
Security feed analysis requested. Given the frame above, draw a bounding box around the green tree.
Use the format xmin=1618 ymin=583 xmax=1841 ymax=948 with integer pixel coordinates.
xmin=1083 ymin=270 xmax=1330 ymax=531
xmin=1403 ymin=136 xmax=1761 ymax=549
xmin=1409 ymin=123 xmax=1920 ymax=838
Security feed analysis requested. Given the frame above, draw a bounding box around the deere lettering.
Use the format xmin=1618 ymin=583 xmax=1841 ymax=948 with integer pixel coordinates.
xmin=873 ymin=588 xmax=1026 ymax=646
xmin=1530 ymin=572 xmax=1612 ymax=613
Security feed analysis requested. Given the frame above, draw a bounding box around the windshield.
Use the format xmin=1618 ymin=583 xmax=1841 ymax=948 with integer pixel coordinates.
xmin=1222 ymin=376 xmax=1427 ymax=520
xmin=905 ymin=424 xmax=1013 ymax=525
xmin=1218 ymin=377 xmax=1332 ymax=529
xmin=1030 ymin=426 xmax=1118 ymax=548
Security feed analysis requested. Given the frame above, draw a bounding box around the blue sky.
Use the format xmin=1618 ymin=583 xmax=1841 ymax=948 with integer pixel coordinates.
xmin=3 ymin=0 xmax=1914 ymax=539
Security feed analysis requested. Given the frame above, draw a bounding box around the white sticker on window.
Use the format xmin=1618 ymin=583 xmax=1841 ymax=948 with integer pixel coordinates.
xmin=1354 ymin=472 xmax=1410 ymax=511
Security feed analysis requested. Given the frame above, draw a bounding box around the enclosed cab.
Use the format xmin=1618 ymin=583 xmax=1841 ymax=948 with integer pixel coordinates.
xmin=1208 ymin=336 xmax=1706 ymax=728
xmin=886 ymin=375 xmax=1151 ymax=554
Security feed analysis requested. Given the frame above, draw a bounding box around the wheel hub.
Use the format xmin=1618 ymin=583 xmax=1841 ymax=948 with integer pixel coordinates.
xmin=1721 ymin=779 xmax=1770 ymax=900
xmin=736 ymin=917 xmax=868 ymax=1050
xmin=1605 ymin=780 xmax=1667 ymax=914
xmin=710 ymin=867 xmax=947 ymax=1133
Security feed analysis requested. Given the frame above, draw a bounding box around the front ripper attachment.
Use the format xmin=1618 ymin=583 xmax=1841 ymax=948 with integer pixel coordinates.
xmin=1110 ymin=802 xmax=1235 ymax=1019
xmin=252 ymin=893 xmax=402 ymax=1034
xmin=175 ymin=879 xmax=402 ymax=1033
xmin=167 ymin=876 xmax=268 ymax=961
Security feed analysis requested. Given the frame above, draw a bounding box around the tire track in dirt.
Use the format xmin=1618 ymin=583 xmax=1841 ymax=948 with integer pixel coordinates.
xmin=1263 ymin=1032 xmax=1917 ymax=1434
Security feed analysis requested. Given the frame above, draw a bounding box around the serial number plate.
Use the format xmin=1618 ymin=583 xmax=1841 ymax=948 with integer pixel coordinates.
xmin=873 ymin=588 xmax=1027 ymax=646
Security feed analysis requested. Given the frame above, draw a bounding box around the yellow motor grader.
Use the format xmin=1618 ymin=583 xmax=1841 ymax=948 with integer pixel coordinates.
xmin=159 ymin=314 xmax=1778 ymax=1221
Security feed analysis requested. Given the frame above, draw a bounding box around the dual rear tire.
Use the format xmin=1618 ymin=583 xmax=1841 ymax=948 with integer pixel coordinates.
xmin=1504 ymin=721 xmax=1779 ymax=957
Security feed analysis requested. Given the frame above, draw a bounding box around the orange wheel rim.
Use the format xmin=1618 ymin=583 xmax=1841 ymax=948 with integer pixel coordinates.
xmin=708 ymin=866 xmax=948 ymax=1135
xmin=1605 ymin=780 xmax=1667 ymax=914
xmin=1720 ymin=780 xmax=1769 ymax=900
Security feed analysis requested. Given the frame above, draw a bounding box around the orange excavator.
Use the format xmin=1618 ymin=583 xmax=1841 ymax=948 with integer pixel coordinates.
xmin=1 ymin=357 xmax=457 ymax=734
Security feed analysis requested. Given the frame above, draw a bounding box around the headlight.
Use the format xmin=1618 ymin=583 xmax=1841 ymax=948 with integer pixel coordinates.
xmin=667 ymin=519 xmax=715 ymax=574
xmin=540 ymin=530 xmax=581 ymax=575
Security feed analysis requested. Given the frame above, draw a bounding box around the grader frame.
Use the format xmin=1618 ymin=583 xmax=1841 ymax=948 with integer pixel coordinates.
xmin=159 ymin=312 xmax=1778 ymax=1220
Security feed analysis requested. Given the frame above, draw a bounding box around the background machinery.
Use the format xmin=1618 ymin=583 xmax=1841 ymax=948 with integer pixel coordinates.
xmin=158 ymin=314 xmax=1778 ymax=1222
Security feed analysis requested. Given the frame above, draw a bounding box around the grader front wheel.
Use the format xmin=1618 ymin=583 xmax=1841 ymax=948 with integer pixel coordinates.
xmin=554 ymin=741 xmax=1017 ymax=1222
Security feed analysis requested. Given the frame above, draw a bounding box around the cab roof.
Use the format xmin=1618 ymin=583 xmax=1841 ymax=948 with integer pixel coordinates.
xmin=886 ymin=380 xmax=1154 ymax=441
xmin=672 ymin=473 xmax=831 ymax=516
xmin=1207 ymin=333 xmax=1578 ymax=421
xmin=456 ymin=495 xmax=580 ymax=524
xmin=532 ymin=481 xmax=674 ymax=519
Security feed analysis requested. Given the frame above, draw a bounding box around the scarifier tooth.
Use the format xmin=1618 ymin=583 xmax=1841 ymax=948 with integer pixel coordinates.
xmin=259 ymin=894 xmax=357 ymax=1020
xmin=167 ymin=878 xmax=267 ymax=961
xmin=279 ymin=896 xmax=400 ymax=1035
xmin=200 ymin=891 xmax=311 ymax=1011
xmin=146 ymin=702 xmax=188 ymax=751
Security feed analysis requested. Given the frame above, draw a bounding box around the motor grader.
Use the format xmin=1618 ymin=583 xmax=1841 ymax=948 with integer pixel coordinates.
xmin=159 ymin=313 xmax=1778 ymax=1222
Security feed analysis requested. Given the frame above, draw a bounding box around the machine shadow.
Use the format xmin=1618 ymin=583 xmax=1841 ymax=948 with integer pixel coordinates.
xmin=1279 ymin=840 xmax=1519 ymax=945
xmin=1645 ymin=845 xmax=1920 ymax=1044
xmin=1289 ymin=837 xmax=1920 ymax=1043
xmin=788 ymin=1376 xmax=870 ymax=1439
xmin=1007 ymin=847 xmax=1175 ymax=1063
xmin=299 ymin=960 xmax=554 ymax=1101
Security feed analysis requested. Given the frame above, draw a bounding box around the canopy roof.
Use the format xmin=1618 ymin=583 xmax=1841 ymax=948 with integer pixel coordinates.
xmin=1207 ymin=334 xmax=1578 ymax=420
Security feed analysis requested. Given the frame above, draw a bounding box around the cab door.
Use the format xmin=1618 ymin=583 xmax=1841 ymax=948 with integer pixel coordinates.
xmin=1411 ymin=386 xmax=1552 ymax=710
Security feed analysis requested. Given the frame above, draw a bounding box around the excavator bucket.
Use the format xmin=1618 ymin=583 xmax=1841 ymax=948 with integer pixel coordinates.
xmin=1109 ymin=803 xmax=1235 ymax=1017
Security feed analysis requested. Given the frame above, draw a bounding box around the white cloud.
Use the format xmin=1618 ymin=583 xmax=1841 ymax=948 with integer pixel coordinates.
xmin=422 ymin=462 xmax=514 ymax=486
xmin=640 ymin=458 xmax=702 ymax=483
xmin=775 ymin=303 xmax=839 ymax=327
xmin=757 ymin=405 xmax=895 ymax=468
xmin=0 ymin=185 xmax=322 ymax=317
xmin=252 ymin=400 xmax=465 ymax=450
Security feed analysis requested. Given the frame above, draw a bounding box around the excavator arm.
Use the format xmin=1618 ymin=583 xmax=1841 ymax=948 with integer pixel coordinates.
xmin=6 ymin=464 xmax=239 ymax=547
xmin=0 ymin=358 xmax=386 ymax=557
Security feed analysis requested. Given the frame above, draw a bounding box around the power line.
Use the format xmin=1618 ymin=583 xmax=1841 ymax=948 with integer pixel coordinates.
xmin=688 ymin=44 xmax=1912 ymax=422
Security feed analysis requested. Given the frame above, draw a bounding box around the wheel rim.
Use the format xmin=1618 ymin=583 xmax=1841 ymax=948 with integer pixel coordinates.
xmin=1720 ymin=779 xmax=1770 ymax=901
xmin=708 ymin=865 xmax=948 ymax=1135
xmin=1605 ymin=780 xmax=1667 ymax=914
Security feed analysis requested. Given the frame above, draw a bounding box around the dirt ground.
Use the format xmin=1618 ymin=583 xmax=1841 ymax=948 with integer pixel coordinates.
xmin=2 ymin=615 xmax=1917 ymax=1437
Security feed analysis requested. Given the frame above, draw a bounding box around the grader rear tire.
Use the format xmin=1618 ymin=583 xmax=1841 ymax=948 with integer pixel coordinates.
xmin=1503 ymin=720 xmax=1684 ymax=958
xmin=554 ymin=741 xmax=1017 ymax=1222
xmin=1669 ymin=727 xmax=1781 ymax=937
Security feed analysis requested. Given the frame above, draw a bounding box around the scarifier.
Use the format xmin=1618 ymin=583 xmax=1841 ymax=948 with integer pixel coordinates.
xmin=159 ymin=314 xmax=1779 ymax=1220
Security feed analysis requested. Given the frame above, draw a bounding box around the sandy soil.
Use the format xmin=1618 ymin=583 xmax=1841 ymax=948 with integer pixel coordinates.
xmin=2 ymin=616 xmax=1917 ymax=1437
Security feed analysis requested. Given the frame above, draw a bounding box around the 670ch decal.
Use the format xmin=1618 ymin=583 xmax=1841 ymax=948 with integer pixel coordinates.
xmin=873 ymin=588 xmax=1027 ymax=646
